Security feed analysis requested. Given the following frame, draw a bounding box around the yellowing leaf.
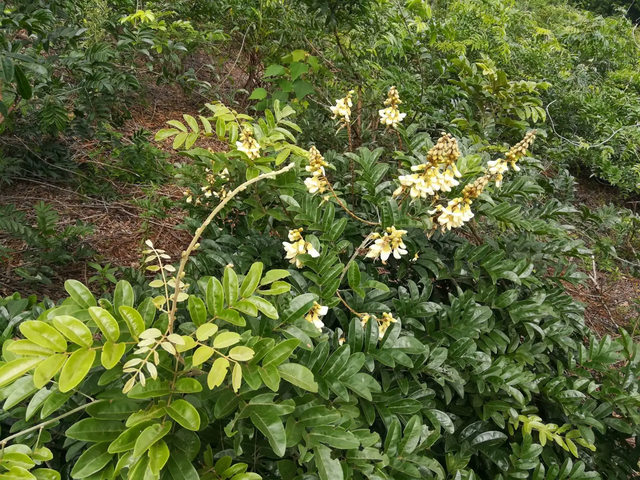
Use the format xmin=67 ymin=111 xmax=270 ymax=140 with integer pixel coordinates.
xmin=59 ymin=349 xmax=96 ymax=393
xmin=207 ymin=357 xmax=229 ymax=389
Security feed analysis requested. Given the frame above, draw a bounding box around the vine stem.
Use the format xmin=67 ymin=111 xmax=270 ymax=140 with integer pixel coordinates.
xmin=1 ymin=400 xmax=104 ymax=446
xmin=167 ymin=163 xmax=296 ymax=333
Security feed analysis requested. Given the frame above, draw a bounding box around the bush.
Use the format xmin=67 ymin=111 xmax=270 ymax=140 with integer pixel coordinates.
xmin=1 ymin=92 xmax=639 ymax=480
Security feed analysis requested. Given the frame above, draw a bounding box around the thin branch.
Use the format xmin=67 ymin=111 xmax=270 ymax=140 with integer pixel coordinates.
xmin=1 ymin=400 xmax=103 ymax=446
xmin=546 ymin=100 xmax=640 ymax=149
xmin=167 ymin=163 xmax=296 ymax=332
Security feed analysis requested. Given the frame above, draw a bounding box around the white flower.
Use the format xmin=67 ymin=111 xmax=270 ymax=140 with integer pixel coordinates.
xmin=436 ymin=198 xmax=474 ymax=231
xmin=330 ymin=91 xmax=354 ymax=122
xmin=304 ymin=175 xmax=328 ymax=194
xmin=305 ymin=302 xmax=328 ymax=331
xmin=283 ymin=229 xmax=320 ymax=268
xmin=379 ymin=106 xmax=406 ymax=127
xmin=487 ymin=159 xmax=508 ymax=176
xmin=366 ymin=227 xmax=408 ymax=263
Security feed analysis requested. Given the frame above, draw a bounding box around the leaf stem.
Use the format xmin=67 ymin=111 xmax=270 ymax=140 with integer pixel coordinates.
xmin=0 ymin=400 xmax=104 ymax=446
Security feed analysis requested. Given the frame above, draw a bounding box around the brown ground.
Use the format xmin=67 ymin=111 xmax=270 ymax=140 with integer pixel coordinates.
xmin=0 ymin=47 xmax=253 ymax=299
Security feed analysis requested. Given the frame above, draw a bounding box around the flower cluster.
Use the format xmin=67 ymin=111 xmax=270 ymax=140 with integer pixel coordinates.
xmin=430 ymin=175 xmax=490 ymax=231
xmin=282 ymin=228 xmax=320 ymax=268
xmin=360 ymin=312 xmax=398 ymax=339
xmin=304 ymin=146 xmax=329 ymax=194
xmin=305 ymin=302 xmax=328 ymax=331
xmin=184 ymin=167 xmax=229 ymax=204
xmin=487 ymin=130 xmax=536 ymax=186
xmin=379 ymin=86 xmax=406 ymax=127
xmin=236 ymin=126 xmax=261 ymax=160
xmin=393 ymin=133 xmax=462 ymax=200
xmin=366 ymin=226 xmax=408 ymax=263
xmin=330 ymin=90 xmax=354 ymax=128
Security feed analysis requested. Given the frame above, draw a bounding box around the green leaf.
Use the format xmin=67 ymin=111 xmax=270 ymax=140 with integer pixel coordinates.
xmin=0 ymin=357 xmax=43 ymax=387
xmin=196 ymin=324 xmax=218 ymax=341
xmin=59 ymin=348 xmax=95 ymax=392
xmin=133 ymin=422 xmax=172 ymax=457
xmin=289 ymin=62 xmax=309 ymax=81
xmin=108 ymin=421 xmax=154 ymax=453
xmin=213 ymin=332 xmax=241 ymax=348
xmin=118 ymin=307 xmax=145 ymax=339
xmin=33 ymin=354 xmax=66 ymax=389
xmin=114 ymin=280 xmax=134 ymax=312
xmin=188 ymin=296 xmax=207 ymax=327
xmin=88 ymin=307 xmax=120 ymax=343
xmin=348 ymin=262 xmax=365 ymax=298
xmin=1 ymin=57 xmax=15 ymax=82
xmin=7 ymin=340 xmax=53 ymax=357
xmin=292 ymin=79 xmax=314 ymax=100
xmin=193 ymin=346 xmax=214 ymax=366
xmin=230 ymin=346 xmax=255 ymax=361
xmin=281 ymin=293 xmax=317 ymax=324
xmin=148 ymin=440 xmax=170 ymax=475
xmin=206 ymin=277 xmax=224 ymax=317
xmin=166 ymin=399 xmax=201 ymax=431
xmin=207 ymin=357 xmax=229 ymax=389
xmin=264 ymin=64 xmax=286 ymax=77
xmin=64 ymin=280 xmax=96 ymax=308
xmin=218 ymin=308 xmax=245 ymax=326
xmin=0 ymin=467 xmax=37 ymax=480
xmin=263 ymin=339 xmax=300 ymax=367
xmin=19 ymin=321 xmax=66 ymax=352
xmin=240 ymin=263 xmax=264 ymax=298
xmin=53 ymin=316 xmax=93 ymax=347
xmin=249 ymin=88 xmax=268 ymax=100
xmin=250 ymin=409 xmax=286 ymax=457
xmin=315 ymin=444 xmax=343 ymax=480
xmin=32 ymin=470 xmax=59 ymax=480
xmin=86 ymin=399 xmax=139 ymax=420
xmin=245 ymin=297 xmax=279 ymax=319
xmin=101 ymin=342 xmax=125 ymax=370
xmin=259 ymin=364 xmax=281 ymax=391
xmin=70 ymin=442 xmax=113 ymax=479
xmin=167 ymin=455 xmax=199 ymax=480
xmin=167 ymin=120 xmax=187 ymax=132
xmin=309 ymin=426 xmax=359 ymax=449
xmin=277 ymin=363 xmax=317 ymax=392
xmin=67 ymin=419 xmax=126 ymax=442
xmin=14 ymin=65 xmax=32 ymax=100
xmin=216 ymin=117 xmax=226 ymax=140
xmin=227 ymin=362 xmax=240 ymax=393
xmin=260 ymin=270 xmax=290 ymax=285
xmin=184 ymin=114 xmax=199 ymax=133
xmin=224 ymin=267 xmax=239 ymax=306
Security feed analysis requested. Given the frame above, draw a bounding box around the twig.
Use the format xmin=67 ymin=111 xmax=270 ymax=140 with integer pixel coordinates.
xmin=1 ymin=400 xmax=103 ymax=446
xmin=546 ymin=100 xmax=640 ymax=149
xmin=167 ymin=163 xmax=296 ymax=332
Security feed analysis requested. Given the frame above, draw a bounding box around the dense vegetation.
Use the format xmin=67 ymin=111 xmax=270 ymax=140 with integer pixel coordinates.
xmin=1 ymin=1 xmax=640 ymax=480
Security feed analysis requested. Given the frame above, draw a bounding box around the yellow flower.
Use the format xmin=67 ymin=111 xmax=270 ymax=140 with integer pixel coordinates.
xmin=305 ymin=302 xmax=328 ymax=331
xmin=236 ymin=127 xmax=261 ymax=159
xmin=378 ymin=312 xmax=398 ymax=339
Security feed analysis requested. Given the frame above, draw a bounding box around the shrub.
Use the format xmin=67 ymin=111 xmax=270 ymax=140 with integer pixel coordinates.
xmin=1 ymin=92 xmax=639 ymax=480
